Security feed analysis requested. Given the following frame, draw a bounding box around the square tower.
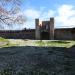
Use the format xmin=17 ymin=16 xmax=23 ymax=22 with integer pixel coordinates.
xmin=35 ymin=19 xmax=41 ymax=40
xmin=50 ymin=18 xmax=54 ymax=40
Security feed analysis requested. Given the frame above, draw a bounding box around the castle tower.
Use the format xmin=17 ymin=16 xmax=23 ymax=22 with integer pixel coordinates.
xmin=35 ymin=19 xmax=41 ymax=40
xmin=49 ymin=17 xmax=54 ymax=40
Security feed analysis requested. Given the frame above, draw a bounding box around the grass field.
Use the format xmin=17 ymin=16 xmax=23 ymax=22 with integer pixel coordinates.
xmin=35 ymin=40 xmax=75 ymax=48
xmin=0 ymin=37 xmax=75 ymax=48
xmin=0 ymin=37 xmax=17 ymax=48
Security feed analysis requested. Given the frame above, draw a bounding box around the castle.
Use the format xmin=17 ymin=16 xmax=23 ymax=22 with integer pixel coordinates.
xmin=35 ymin=18 xmax=54 ymax=40
xmin=0 ymin=17 xmax=75 ymax=40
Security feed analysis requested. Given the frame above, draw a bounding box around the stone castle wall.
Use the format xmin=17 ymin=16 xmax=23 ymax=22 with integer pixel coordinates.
xmin=54 ymin=28 xmax=75 ymax=40
xmin=0 ymin=28 xmax=75 ymax=40
xmin=0 ymin=29 xmax=35 ymax=39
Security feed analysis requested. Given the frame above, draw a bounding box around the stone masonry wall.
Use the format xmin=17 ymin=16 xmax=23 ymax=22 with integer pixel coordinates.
xmin=0 ymin=29 xmax=35 ymax=39
xmin=54 ymin=28 xmax=75 ymax=40
xmin=0 ymin=28 xmax=75 ymax=40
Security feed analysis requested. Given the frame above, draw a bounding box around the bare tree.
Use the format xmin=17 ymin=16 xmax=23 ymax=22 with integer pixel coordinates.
xmin=0 ymin=0 xmax=26 ymax=29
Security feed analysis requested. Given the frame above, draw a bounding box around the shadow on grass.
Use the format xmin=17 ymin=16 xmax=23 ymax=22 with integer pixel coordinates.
xmin=0 ymin=46 xmax=75 ymax=75
xmin=50 ymin=40 xmax=70 ymax=44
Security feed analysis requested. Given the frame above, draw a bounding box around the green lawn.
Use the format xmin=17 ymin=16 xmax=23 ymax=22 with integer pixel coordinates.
xmin=0 ymin=37 xmax=17 ymax=48
xmin=35 ymin=40 xmax=75 ymax=48
xmin=0 ymin=37 xmax=8 ymax=42
xmin=0 ymin=37 xmax=75 ymax=48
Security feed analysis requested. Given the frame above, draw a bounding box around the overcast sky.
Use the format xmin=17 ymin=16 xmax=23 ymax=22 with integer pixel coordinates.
xmin=2 ymin=0 xmax=75 ymax=30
